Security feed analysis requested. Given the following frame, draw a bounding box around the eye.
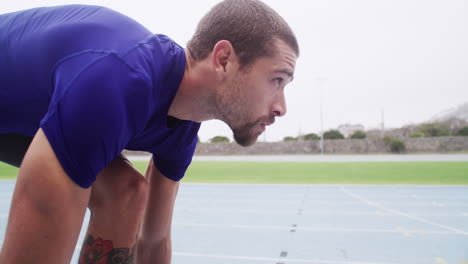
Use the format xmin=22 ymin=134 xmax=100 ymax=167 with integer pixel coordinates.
xmin=273 ymin=77 xmax=284 ymax=85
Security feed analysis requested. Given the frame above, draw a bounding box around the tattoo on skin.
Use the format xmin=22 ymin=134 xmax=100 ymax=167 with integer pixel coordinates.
xmin=79 ymin=235 xmax=136 ymax=264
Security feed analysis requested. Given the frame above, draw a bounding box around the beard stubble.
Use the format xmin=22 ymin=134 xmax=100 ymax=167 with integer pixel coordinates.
xmin=215 ymin=77 xmax=274 ymax=147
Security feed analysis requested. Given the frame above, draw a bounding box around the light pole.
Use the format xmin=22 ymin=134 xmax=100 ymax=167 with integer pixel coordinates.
xmin=316 ymin=76 xmax=327 ymax=155
xmin=320 ymin=96 xmax=324 ymax=155
xmin=381 ymin=108 xmax=385 ymax=138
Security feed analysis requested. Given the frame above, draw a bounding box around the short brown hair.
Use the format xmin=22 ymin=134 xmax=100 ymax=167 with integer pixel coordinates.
xmin=187 ymin=0 xmax=299 ymax=68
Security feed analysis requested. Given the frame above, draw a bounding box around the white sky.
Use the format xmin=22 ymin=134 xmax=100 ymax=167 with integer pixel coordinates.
xmin=2 ymin=0 xmax=467 ymax=142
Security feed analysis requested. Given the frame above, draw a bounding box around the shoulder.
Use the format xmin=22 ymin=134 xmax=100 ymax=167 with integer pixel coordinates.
xmin=30 ymin=5 xmax=154 ymax=55
xmin=48 ymin=51 xmax=154 ymax=127
xmin=123 ymin=34 xmax=185 ymax=68
xmin=53 ymin=51 xmax=151 ymax=91
xmin=121 ymin=34 xmax=186 ymax=97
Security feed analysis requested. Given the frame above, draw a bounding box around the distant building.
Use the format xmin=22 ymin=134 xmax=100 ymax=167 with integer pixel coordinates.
xmin=337 ymin=124 xmax=365 ymax=138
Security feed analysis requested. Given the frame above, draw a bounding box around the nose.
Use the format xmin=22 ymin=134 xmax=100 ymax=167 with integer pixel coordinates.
xmin=272 ymin=91 xmax=287 ymax=117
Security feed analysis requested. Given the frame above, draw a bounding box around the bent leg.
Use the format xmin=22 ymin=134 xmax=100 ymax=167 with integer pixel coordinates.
xmin=0 ymin=129 xmax=90 ymax=264
xmin=79 ymin=155 xmax=149 ymax=263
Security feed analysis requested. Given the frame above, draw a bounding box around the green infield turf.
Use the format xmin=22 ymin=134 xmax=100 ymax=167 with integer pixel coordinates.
xmin=181 ymin=161 xmax=468 ymax=185
xmin=1 ymin=161 xmax=467 ymax=185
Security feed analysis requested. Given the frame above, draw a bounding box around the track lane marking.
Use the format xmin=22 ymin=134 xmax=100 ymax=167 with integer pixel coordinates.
xmin=173 ymin=252 xmax=400 ymax=264
xmin=341 ymin=187 xmax=468 ymax=236
xmin=174 ymin=222 xmax=462 ymax=235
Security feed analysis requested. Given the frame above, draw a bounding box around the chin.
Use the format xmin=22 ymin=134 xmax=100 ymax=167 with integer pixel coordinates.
xmin=234 ymin=138 xmax=257 ymax=147
xmin=231 ymin=121 xmax=264 ymax=147
xmin=233 ymin=132 xmax=261 ymax=147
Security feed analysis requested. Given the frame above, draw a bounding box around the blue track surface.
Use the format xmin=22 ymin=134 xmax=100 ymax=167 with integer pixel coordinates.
xmin=1 ymin=181 xmax=467 ymax=264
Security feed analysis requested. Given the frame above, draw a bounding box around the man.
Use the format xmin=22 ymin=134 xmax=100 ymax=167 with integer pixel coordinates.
xmin=0 ymin=0 xmax=298 ymax=263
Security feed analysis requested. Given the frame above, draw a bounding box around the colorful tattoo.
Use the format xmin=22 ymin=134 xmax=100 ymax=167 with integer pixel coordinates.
xmin=79 ymin=235 xmax=136 ymax=264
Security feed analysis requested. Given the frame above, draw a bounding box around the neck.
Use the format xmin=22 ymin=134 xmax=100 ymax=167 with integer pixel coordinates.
xmin=167 ymin=50 xmax=218 ymax=123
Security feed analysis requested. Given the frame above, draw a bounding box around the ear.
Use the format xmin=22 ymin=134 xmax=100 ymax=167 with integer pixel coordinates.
xmin=211 ymin=40 xmax=238 ymax=77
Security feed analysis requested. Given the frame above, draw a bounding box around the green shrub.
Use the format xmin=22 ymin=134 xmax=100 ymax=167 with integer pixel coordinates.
xmin=283 ymin=136 xmax=298 ymax=142
xmin=323 ymin=130 xmax=344 ymax=140
xmin=410 ymin=132 xmax=425 ymax=138
xmin=383 ymin=136 xmax=392 ymax=145
xmin=390 ymin=139 xmax=406 ymax=153
xmin=350 ymin=130 xmax=366 ymax=139
xmin=304 ymin=133 xmax=320 ymax=140
xmin=210 ymin=136 xmax=230 ymax=143
xmin=438 ymin=143 xmax=448 ymax=151
xmin=456 ymin=126 xmax=468 ymax=136
xmin=414 ymin=122 xmax=450 ymax=137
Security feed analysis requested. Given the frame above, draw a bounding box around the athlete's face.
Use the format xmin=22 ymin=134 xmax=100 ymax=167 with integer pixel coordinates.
xmin=216 ymin=40 xmax=297 ymax=146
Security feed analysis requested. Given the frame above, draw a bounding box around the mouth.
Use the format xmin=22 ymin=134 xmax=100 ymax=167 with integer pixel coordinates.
xmin=262 ymin=118 xmax=275 ymax=126
xmin=260 ymin=120 xmax=274 ymax=132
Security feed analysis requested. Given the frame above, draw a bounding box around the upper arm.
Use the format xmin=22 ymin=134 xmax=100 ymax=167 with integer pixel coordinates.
xmin=40 ymin=53 xmax=151 ymax=188
xmin=18 ymin=128 xmax=91 ymax=203
xmin=150 ymin=121 xmax=201 ymax=182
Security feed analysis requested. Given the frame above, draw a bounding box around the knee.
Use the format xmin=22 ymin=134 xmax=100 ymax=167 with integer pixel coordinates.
xmin=118 ymin=173 xmax=149 ymax=207
xmin=89 ymin=160 xmax=149 ymax=215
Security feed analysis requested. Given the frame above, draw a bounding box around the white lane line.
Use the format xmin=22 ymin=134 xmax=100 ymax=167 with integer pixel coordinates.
xmin=174 ymin=223 xmax=458 ymax=235
xmin=177 ymin=198 xmax=304 ymax=203
xmin=176 ymin=208 xmax=391 ymax=215
xmin=431 ymin=202 xmax=445 ymax=207
xmin=434 ymin=257 xmax=449 ymax=264
xmin=173 ymin=252 xmax=399 ymax=264
xmin=340 ymin=187 xmax=468 ymax=236
xmin=300 ymin=227 xmax=448 ymax=235
xmin=75 ymin=240 xmax=84 ymax=251
xmin=176 ymin=199 xmax=468 ymax=207
xmin=127 ymin=155 xmax=151 ymax=161
xmin=176 ymin=223 xmax=287 ymax=230
xmin=175 ymin=207 xmax=467 ymax=217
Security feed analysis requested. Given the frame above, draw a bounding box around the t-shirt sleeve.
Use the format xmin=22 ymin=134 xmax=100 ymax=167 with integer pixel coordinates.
xmin=151 ymin=122 xmax=200 ymax=182
xmin=40 ymin=53 xmax=151 ymax=188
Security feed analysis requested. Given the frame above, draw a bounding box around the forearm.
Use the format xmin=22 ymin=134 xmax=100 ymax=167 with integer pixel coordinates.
xmin=137 ymin=238 xmax=172 ymax=264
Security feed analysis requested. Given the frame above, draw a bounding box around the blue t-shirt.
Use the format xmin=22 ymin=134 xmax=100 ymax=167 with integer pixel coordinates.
xmin=0 ymin=5 xmax=200 ymax=188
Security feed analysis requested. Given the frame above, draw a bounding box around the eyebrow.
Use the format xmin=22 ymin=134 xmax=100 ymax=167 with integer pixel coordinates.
xmin=274 ymin=69 xmax=295 ymax=80
xmin=275 ymin=69 xmax=294 ymax=77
